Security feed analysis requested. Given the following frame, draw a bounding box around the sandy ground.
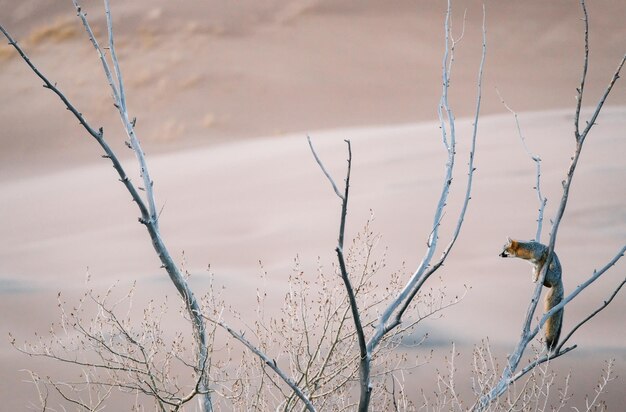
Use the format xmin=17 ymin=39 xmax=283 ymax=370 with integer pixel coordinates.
xmin=1 ymin=0 xmax=625 ymax=410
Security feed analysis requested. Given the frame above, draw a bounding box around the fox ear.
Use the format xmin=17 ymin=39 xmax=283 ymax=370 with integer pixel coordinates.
xmin=506 ymin=236 xmax=512 ymax=244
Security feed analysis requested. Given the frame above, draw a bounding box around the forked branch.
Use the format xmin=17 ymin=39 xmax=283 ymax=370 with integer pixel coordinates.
xmin=369 ymin=0 xmax=486 ymax=350
xmin=71 ymin=0 xmax=158 ymax=225
xmin=307 ymin=137 xmax=371 ymax=411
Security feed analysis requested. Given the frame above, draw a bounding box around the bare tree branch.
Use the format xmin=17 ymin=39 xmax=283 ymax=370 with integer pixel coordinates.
xmin=72 ymin=0 xmax=158 ymax=226
xmin=370 ymin=0 xmax=486 ymax=348
xmin=531 ymin=246 xmax=624 ymax=346
xmin=573 ymin=0 xmax=590 ymax=140
xmin=74 ymin=2 xmax=212 ymax=408
xmin=505 ymin=268 xmax=624 ymax=392
xmin=1 ymin=3 xmax=213 ymax=409
xmin=104 ymin=0 xmax=126 ymax=114
xmin=573 ymin=1 xmax=625 ymax=144
xmin=506 ymin=245 xmax=625 ymax=386
xmin=578 ymin=54 xmax=626 ymax=142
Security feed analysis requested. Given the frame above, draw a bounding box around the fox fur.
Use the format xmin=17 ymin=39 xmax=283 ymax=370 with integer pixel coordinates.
xmin=500 ymin=238 xmax=564 ymax=352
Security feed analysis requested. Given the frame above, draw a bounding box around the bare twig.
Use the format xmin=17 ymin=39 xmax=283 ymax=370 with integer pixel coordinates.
xmin=580 ymin=359 xmax=616 ymax=411
xmin=578 ymin=54 xmax=626 ymax=142
xmin=573 ymin=0 xmax=589 ymax=140
xmin=307 ymin=136 xmax=344 ymax=200
xmin=210 ymin=317 xmax=316 ymax=412
xmin=495 ymin=88 xmax=547 ymax=242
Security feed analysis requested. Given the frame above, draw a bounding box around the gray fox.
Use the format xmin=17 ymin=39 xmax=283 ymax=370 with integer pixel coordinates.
xmin=500 ymin=238 xmax=564 ymax=352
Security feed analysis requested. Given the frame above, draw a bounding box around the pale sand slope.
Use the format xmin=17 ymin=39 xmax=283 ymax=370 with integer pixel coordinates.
xmin=1 ymin=107 xmax=624 ymax=409
xmin=1 ymin=0 xmax=625 ymax=178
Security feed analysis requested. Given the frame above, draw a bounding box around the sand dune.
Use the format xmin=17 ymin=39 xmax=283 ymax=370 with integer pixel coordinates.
xmin=1 ymin=108 xmax=625 ymax=409
xmin=1 ymin=0 xmax=625 ymax=178
xmin=1 ymin=0 xmax=625 ymax=410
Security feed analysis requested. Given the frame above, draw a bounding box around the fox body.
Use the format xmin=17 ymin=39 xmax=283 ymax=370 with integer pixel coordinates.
xmin=500 ymin=238 xmax=564 ymax=352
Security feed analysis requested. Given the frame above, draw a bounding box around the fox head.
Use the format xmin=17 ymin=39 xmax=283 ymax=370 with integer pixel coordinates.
xmin=499 ymin=237 xmax=517 ymax=258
